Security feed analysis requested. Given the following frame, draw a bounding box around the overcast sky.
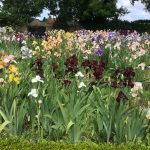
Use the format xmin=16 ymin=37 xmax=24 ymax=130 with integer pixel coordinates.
xmin=37 ymin=0 xmax=150 ymax=21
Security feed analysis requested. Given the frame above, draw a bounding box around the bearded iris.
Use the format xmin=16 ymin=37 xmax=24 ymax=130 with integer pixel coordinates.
xmin=28 ymin=89 xmax=38 ymax=98
xmin=32 ymin=75 xmax=44 ymax=83
xmin=92 ymin=47 xmax=103 ymax=56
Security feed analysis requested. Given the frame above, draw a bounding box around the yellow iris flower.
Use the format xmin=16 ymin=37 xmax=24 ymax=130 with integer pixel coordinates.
xmin=13 ymin=76 xmax=20 ymax=84
xmin=9 ymin=73 xmax=21 ymax=84
xmin=8 ymin=65 xmax=18 ymax=73
xmin=9 ymin=74 xmax=14 ymax=82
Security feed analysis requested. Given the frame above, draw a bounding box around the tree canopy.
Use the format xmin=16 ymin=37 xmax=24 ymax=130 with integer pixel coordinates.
xmin=45 ymin=0 xmax=127 ymax=25
xmin=0 ymin=0 xmax=149 ymax=27
xmin=0 ymin=0 xmax=44 ymax=26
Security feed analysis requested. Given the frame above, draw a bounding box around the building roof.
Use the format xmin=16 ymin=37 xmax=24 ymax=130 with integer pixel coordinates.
xmin=29 ymin=18 xmax=55 ymax=27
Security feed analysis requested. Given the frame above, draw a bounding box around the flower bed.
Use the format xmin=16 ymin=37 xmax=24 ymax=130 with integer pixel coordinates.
xmin=0 ymin=27 xmax=150 ymax=144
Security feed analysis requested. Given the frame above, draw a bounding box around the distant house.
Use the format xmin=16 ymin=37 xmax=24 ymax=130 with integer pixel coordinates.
xmin=18 ymin=17 xmax=55 ymax=33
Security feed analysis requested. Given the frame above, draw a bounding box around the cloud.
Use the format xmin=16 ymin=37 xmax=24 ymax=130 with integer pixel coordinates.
xmin=117 ymin=0 xmax=150 ymax=21
xmin=36 ymin=9 xmax=50 ymax=20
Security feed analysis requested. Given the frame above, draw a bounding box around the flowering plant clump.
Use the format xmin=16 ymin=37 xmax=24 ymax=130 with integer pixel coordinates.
xmin=21 ymin=40 xmax=32 ymax=59
xmin=8 ymin=64 xmax=21 ymax=84
xmin=0 ymin=53 xmax=21 ymax=84
xmin=0 ymin=28 xmax=149 ymax=144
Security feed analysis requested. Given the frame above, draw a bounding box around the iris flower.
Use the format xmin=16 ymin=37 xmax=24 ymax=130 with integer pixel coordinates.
xmin=28 ymin=89 xmax=38 ymax=98
xmin=78 ymin=82 xmax=86 ymax=88
xmin=75 ymin=71 xmax=84 ymax=77
xmin=31 ymin=75 xmax=44 ymax=83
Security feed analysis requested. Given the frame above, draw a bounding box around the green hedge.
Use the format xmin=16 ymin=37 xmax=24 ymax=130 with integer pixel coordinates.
xmin=0 ymin=138 xmax=150 ymax=150
xmin=64 ymin=20 xmax=150 ymax=33
xmin=81 ymin=20 xmax=150 ymax=33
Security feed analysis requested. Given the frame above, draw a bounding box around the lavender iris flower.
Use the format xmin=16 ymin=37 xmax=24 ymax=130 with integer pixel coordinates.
xmin=93 ymin=46 xmax=103 ymax=56
xmin=96 ymin=35 xmax=101 ymax=42
xmin=92 ymin=37 xmax=95 ymax=42
xmin=91 ymin=35 xmax=101 ymax=43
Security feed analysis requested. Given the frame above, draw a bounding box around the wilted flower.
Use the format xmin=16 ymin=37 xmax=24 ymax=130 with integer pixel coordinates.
xmin=32 ymin=75 xmax=44 ymax=83
xmin=78 ymin=82 xmax=86 ymax=88
xmin=75 ymin=71 xmax=84 ymax=77
xmin=28 ymin=89 xmax=38 ymax=98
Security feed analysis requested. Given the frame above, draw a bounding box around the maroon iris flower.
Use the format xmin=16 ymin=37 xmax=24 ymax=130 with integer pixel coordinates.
xmin=63 ymin=80 xmax=71 ymax=87
xmin=64 ymin=55 xmax=78 ymax=74
xmin=93 ymin=65 xmax=104 ymax=80
xmin=91 ymin=60 xmax=98 ymax=69
xmin=82 ymin=60 xmax=91 ymax=68
xmin=100 ymin=60 xmax=106 ymax=68
xmin=35 ymin=59 xmax=43 ymax=67
xmin=116 ymin=91 xmax=127 ymax=102
xmin=35 ymin=58 xmax=43 ymax=78
xmin=123 ymin=67 xmax=135 ymax=78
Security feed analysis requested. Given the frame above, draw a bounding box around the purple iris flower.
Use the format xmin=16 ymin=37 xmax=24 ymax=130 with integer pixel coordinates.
xmin=91 ymin=35 xmax=101 ymax=43
xmin=92 ymin=37 xmax=95 ymax=42
xmin=96 ymin=35 xmax=101 ymax=42
xmin=93 ymin=46 xmax=103 ymax=56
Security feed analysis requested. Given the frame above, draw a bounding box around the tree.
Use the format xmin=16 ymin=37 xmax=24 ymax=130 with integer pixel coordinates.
xmin=0 ymin=0 xmax=45 ymax=26
xmin=45 ymin=0 xmax=127 ymax=26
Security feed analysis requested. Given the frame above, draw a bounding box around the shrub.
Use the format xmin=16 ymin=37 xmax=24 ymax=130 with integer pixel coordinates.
xmin=0 ymin=138 xmax=149 ymax=150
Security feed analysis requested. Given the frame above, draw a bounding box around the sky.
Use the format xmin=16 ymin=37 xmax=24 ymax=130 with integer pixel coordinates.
xmin=117 ymin=0 xmax=150 ymax=21
xmin=37 ymin=0 xmax=150 ymax=22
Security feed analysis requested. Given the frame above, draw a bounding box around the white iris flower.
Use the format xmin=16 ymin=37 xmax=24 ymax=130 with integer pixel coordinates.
xmin=78 ymin=82 xmax=86 ymax=88
xmin=31 ymin=75 xmax=44 ymax=83
xmin=75 ymin=71 xmax=84 ymax=77
xmin=28 ymin=89 xmax=38 ymax=97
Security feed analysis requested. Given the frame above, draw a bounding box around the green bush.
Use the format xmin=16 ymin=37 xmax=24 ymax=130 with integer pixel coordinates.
xmin=78 ymin=20 xmax=150 ymax=33
xmin=0 ymin=137 xmax=149 ymax=150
